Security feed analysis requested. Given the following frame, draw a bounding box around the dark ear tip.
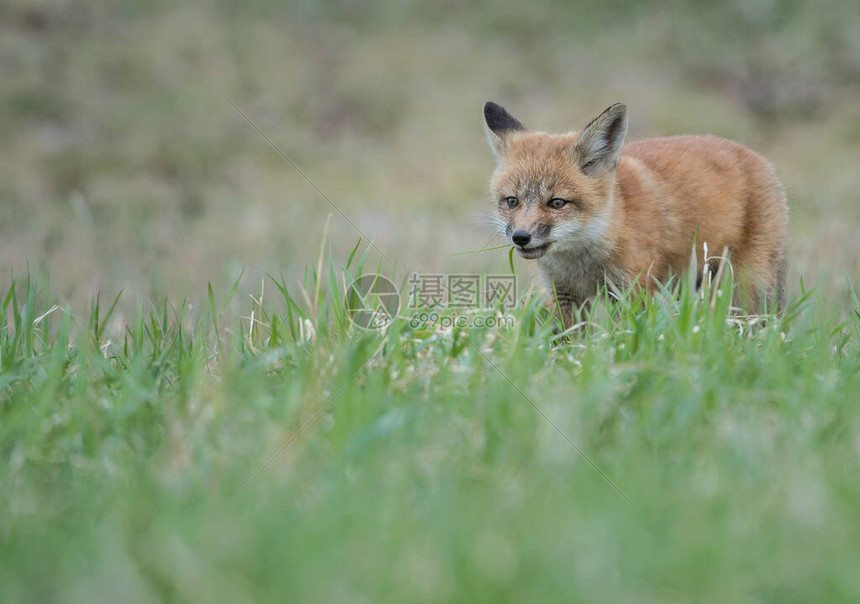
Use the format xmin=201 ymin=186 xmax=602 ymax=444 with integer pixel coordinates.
xmin=484 ymin=101 xmax=525 ymax=134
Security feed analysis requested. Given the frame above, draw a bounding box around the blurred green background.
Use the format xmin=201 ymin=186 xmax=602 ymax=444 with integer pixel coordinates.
xmin=2 ymin=0 xmax=860 ymax=304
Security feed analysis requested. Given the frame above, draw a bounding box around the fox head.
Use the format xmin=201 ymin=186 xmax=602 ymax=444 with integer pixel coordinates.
xmin=484 ymin=101 xmax=628 ymax=260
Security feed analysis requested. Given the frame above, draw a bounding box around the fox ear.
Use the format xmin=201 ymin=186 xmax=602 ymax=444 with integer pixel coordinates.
xmin=484 ymin=101 xmax=525 ymax=158
xmin=572 ymin=103 xmax=628 ymax=176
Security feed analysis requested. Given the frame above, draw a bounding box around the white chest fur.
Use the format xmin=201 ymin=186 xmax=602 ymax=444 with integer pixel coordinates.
xmin=535 ymin=213 xmax=624 ymax=301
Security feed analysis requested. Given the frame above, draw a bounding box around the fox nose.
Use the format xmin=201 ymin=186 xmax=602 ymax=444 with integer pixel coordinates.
xmin=512 ymin=230 xmax=531 ymax=247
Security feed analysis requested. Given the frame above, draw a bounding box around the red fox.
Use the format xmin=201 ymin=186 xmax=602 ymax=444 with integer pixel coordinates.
xmin=483 ymin=101 xmax=789 ymax=326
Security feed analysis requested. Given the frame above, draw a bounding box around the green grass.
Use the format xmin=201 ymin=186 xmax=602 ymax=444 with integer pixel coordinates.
xmin=2 ymin=244 xmax=860 ymax=602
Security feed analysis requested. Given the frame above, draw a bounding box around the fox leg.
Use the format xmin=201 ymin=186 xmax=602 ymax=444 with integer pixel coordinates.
xmin=733 ymin=241 xmax=788 ymax=314
xmin=549 ymin=290 xmax=587 ymax=332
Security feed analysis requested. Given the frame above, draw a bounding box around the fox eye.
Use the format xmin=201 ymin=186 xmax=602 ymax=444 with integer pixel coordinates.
xmin=548 ymin=198 xmax=568 ymax=209
xmin=504 ymin=196 xmax=519 ymax=209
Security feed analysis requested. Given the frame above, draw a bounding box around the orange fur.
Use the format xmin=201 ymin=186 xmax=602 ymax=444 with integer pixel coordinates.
xmin=483 ymin=102 xmax=789 ymax=326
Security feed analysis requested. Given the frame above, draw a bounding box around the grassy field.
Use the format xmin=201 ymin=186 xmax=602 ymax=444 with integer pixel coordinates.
xmin=2 ymin=253 xmax=860 ymax=601
xmin=3 ymin=0 xmax=860 ymax=601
